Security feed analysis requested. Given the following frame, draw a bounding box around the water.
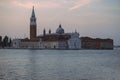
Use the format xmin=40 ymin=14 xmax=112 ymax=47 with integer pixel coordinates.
xmin=0 ymin=49 xmax=120 ymax=80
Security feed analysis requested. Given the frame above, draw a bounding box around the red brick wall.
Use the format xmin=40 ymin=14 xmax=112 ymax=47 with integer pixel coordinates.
xmin=30 ymin=25 xmax=36 ymax=40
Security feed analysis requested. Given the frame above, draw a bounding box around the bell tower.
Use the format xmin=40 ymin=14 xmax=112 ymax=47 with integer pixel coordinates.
xmin=30 ymin=6 xmax=37 ymax=40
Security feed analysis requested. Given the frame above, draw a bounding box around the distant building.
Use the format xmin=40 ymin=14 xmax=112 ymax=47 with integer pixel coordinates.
xmin=12 ymin=6 xmax=81 ymax=49
xmin=68 ymin=32 xmax=81 ymax=49
xmin=81 ymin=37 xmax=113 ymax=49
xmin=12 ymin=6 xmax=113 ymax=50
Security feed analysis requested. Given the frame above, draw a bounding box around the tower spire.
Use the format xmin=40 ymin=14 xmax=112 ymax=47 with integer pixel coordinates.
xmin=30 ymin=6 xmax=36 ymax=25
xmin=31 ymin=6 xmax=35 ymax=17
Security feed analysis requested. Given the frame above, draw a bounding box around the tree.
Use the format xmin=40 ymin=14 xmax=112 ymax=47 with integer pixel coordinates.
xmin=3 ymin=36 xmax=9 ymax=47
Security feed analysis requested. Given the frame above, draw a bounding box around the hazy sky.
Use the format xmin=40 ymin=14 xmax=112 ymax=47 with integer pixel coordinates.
xmin=0 ymin=0 xmax=120 ymax=45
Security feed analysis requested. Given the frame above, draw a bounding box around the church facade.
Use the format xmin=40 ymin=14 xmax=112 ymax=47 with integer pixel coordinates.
xmin=12 ymin=7 xmax=81 ymax=49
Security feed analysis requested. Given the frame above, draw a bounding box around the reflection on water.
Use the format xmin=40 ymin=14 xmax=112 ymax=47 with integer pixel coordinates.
xmin=0 ymin=49 xmax=120 ymax=80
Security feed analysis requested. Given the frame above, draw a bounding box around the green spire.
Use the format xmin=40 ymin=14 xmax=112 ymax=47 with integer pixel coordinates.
xmin=31 ymin=6 xmax=35 ymax=17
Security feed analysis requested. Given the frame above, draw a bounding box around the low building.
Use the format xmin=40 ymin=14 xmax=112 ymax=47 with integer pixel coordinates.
xmin=20 ymin=39 xmax=40 ymax=48
xmin=81 ymin=37 xmax=113 ymax=49
xmin=100 ymin=39 xmax=113 ymax=49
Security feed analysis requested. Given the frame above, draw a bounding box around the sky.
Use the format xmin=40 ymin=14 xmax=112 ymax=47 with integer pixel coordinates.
xmin=0 ymin=0 xmax=120 ymax=45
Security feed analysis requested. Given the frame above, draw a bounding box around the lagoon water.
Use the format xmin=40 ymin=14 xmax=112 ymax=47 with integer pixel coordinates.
xmin=0 ymin=49 xmax=120 ymax=80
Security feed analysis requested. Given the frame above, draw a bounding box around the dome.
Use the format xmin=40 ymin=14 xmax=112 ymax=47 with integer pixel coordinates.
xmin=56 ymin=24 xmax=64 ymax=34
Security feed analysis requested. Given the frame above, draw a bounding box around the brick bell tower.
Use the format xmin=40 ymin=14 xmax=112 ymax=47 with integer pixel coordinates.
xmin=30 ymin=6 xmax=37 ymax=40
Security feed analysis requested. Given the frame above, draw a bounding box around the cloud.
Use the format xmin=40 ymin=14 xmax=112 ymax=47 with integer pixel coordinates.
xmin=1 ymin=0 xmax=95 ymax=11
xmin=69 ymin=0 xmax=95 ymax=10
xmin=12 ymin=1 xmax=34 ymax=9
xmin=12 ymin=0 xmax=60 ymax=9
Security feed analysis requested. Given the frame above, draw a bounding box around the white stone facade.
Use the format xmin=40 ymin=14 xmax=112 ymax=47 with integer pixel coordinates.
xmin=20 ymin=42 xmax=39 ymax=48
xmin=68 ymin=32 xmax=81 ymax=49
xmin=58 ymin=41 xmax=67 ymax=49
xmin=42 ymin=41 xmax=67 ymax=49
xmin=43 ymin=41 xmax=58 ymax=49
xmin=12 ymin=39 xmax=40 ymax=48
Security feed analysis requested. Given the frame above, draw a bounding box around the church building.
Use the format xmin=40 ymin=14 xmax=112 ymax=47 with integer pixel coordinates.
xmin=12 ymin=7 xmax=82 ymax=49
